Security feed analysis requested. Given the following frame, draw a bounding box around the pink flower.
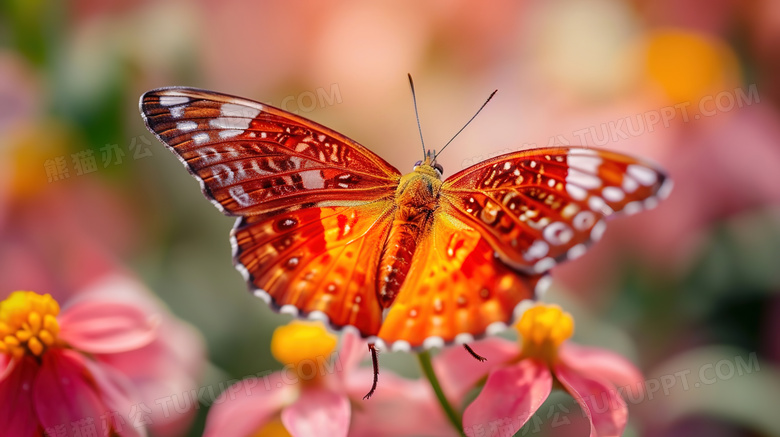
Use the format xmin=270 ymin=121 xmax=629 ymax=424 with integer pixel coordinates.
xmin=204 ymin=321 xmax=451 ymax=437
xmin=0 ymin=274 xmax=205 ymax=437
xmin=436 ymin=304 xmax=644 ymax=437
xmin=0 ymin=290 xmax=156 ymax=436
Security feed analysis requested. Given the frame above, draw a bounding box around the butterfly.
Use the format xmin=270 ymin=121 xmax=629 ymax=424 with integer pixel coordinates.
xmin=140 ymin=85 xmax=671 ymax=395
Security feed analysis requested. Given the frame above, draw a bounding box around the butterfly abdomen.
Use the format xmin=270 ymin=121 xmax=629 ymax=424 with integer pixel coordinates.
xmin=376 ymin=169 xmax=441 ymax=308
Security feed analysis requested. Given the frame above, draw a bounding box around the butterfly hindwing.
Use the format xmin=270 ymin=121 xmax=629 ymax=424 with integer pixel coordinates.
xmin=378 ymin=208 xmax=544 ymax=349
xmin=231 ymin=201 xmax=395 ymax=337
xmin=441 ymin=147 xmax=671 ymax=274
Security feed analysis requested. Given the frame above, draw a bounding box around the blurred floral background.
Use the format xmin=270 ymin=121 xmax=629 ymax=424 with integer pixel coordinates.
xmin=2 ymin=0 xmax=779 ymax=435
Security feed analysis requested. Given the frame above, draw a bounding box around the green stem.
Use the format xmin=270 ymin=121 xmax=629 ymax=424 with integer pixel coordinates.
xmin=417 ymin=350 xmax=466 ymax=437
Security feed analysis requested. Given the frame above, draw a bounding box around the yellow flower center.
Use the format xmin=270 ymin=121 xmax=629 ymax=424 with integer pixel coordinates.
xmin=516 ymin=304 xmax=574 ymax=362
xmin=0 ymin=291 xmax=61 ymax=359
xmin=271 ymin=320 xmax=338 ymax=369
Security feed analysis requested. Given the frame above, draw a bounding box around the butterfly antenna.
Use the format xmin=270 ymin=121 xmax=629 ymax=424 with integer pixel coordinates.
xmin=434 ymin=89 xmax=498 ymax=160
xmin=408 ymin=73 xmax=427 ymax=160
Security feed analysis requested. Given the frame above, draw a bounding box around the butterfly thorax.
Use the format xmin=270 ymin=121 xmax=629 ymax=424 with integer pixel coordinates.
xmin=376 ymin=165 xmax=442 ymax=308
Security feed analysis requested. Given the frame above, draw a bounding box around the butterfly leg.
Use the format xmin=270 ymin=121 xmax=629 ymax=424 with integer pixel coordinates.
xmin=463 ymin=344 xmax=487 ymax=362
xmin=363 ymin=343 xmax=380 ymax=400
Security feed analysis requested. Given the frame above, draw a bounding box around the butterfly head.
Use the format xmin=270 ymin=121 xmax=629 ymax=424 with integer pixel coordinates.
xmin=413 ymin=149 xmax=443 ymax=178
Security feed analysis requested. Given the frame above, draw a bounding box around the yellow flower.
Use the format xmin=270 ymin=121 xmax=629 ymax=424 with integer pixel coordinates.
xmin=516 ymin=303 xmax=574 ymax=362
xmin=0 ymin=291 xmax=61 ymax=359
xmin=271 ymin=320 xmax=338 ymax=370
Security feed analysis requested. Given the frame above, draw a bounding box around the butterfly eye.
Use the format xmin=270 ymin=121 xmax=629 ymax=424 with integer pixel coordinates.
xmin=434 ymin=163 xmax=444 ymax=175
xmin=414 ymin=160 xmax=422 ymax=167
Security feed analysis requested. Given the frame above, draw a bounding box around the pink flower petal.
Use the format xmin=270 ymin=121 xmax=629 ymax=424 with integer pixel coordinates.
xmin=559 ymin=343 xmax=645 ymax=399
xmin=463 ymin=358 xmax=552 ymax=437
xmin=345 ymin=368 xmax=454 ymax=437
xmin=79 ymin=358 xmax=145 ymax=437
xmin=555 ymin=363 xmax=628 ymax=437
xmin=0 ymin=356 xmax=41 ymax=436
xmin=204 ymin=371 xmax=298 ymax=437
xmin=96 ymin=320 xmax=205 ymax=437
xmin=434 ymin=337 xmax=519 ymax=405
xmin=71 ymin=275 xmax=206 ymax=437
xmin=59 ymin=300 xmax=158 ymax=354
xmin=33 ymin=349 xmax=112 ymax=434
xmin=281 ymin=387 xmax=350 ymax=437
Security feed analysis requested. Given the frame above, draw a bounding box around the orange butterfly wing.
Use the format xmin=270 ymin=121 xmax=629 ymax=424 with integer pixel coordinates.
xmin=377 ymin=208 xmax=544 ymax=349
xmin=140 ymin=87 xmax=400 ymax=216
xmin=441 ymin=147 xmax=671 ymax=273
xmin=232 ymin=202 xmax=395 ymax=337
xmin=141 ymin=88 xmax=401 ymax=337
xmin=377 ymin=147 xmax=670 ymax=349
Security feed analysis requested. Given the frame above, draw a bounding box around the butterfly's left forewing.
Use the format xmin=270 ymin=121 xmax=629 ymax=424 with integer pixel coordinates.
xmin=140 ymin=88 xmax=401 ymax=217
xmin=140 ymin=88 xmax=403 ymax=338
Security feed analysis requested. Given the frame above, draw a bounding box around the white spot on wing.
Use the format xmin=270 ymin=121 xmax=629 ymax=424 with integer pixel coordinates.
xmin=566 ymin=183 xmax=588 ymax=201
xmin=170 ymin=105 xmax=186 ymax=118
xmin=573 ymin=210 xmax=596 ymax=231
xmin=159 ymin=95 xmax=189 ymax=106
xmin=623 ymin=201 xmax=643 ymax=215
xmin=534 ymin=276 xmax=552 ymax=298
xmin=229 ymin=186 xmax=252 ymax=207
xmin=566 ymin=168 xmax=602 ymax=189
xmin=534 ymin=257 xmax=556 ymax=273
xmin=218 ymin=129 xmax=243 ymax=139
xmin=543 ymin=222 xmax=573 ymax=245
xmin=300 ymin=170 xmax=325 ymax=189
xmin=307 ymin=311 xmax=329 ymax=323
xmin=567 ymin=243 xmax=587 ymax=260
xmin=513 ymin=299 xmax=535 ymax=320
xmin=568 ymin=152 xmax=602 ymax=173
xmin=198 ymin=147 xmax=221 ymax=164
xmin=211 ymin=117 xmax=250 ymax=130
xmin=622 ymin=176 xmax=639 ymax=193
xmin=177 ymin=121 xmax=197 ymax=132
xmin=193 ymin=133 xmax=210 ymax=145
xmin=486 ymin=321 xmax=508 ymax=335
xmin=591 ymin=220 xmax=607 ymax=241
xmin=525 ymin=240 xmax=549 ymax=261
xmin=588 ymin=196 xmax=613 ymax=215
xmin=253 ymin=289 xmax=271 ymax=304
xmin=627 ymin=164 xmax=657 ymax=186
xmin=221 ymin=103 xmax=261 ymax=119
xmin=454 ymin=333 xmax=474 ymax=345
xmin=423 ymin=336 xmax=444 ymax=350
xmin=392 ymin=340 xmax=411 ymax=352
xmin=602 ymin=186 xmax=625 ymax=202
xmin=280 ymin=305 xmax=299 ymax=316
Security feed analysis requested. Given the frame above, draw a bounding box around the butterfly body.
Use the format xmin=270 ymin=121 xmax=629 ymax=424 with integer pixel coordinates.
xmin=378 ymin=159 xmax=443 ymax=308
xmin=140 ymin=87 xmax=671 ymax=351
